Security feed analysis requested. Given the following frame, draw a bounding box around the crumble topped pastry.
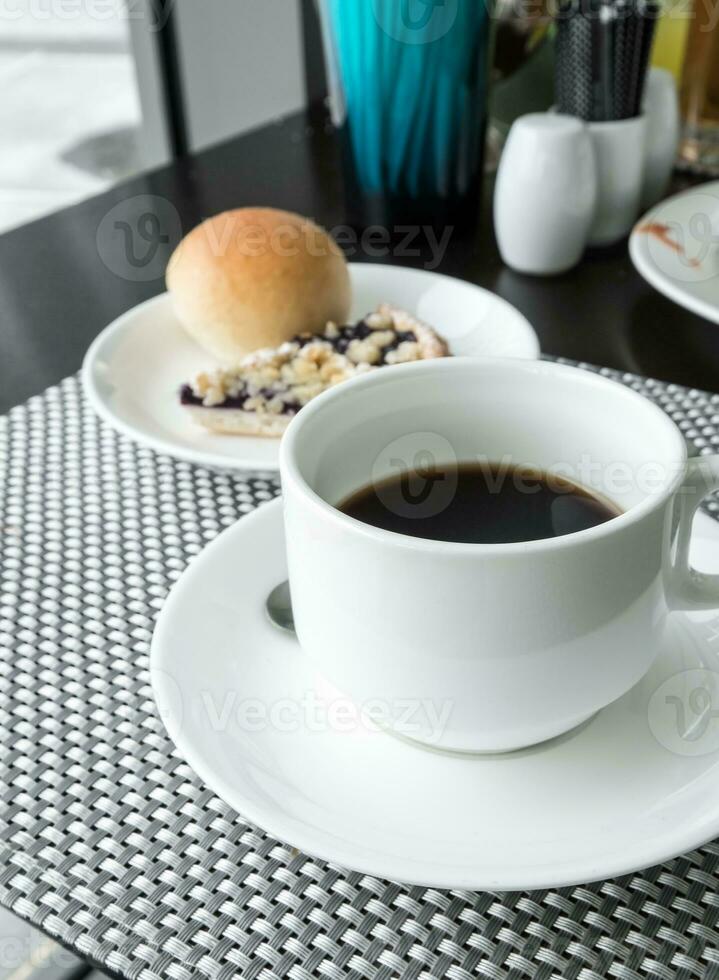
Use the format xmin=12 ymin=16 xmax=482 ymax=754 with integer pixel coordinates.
xmin=180 ymin=304 xmax=449 ymax=437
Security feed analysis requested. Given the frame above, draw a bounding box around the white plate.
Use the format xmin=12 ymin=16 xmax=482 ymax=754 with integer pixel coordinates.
xmin=630 ymin=181 xmax=719 ymax=324
xmin=151 ymin=497 xmax=719 ymax=890
xmin=82 ymin=264 xmax=540 ymax=471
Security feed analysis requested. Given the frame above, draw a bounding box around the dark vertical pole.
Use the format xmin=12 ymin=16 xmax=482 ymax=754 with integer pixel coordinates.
xmin=151 ymin=0 xmax=189 ymax=157
xmin=300 ymin=0 xmax=328 ymax=107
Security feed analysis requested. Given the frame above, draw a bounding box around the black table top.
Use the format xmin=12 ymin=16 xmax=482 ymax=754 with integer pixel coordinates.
xmin=0 ymin=106 xmax=716 ymax=415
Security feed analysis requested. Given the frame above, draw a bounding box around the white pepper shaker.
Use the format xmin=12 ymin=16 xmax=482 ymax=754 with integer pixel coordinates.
xmin=494 ymin=113 xmax=597 ymax=276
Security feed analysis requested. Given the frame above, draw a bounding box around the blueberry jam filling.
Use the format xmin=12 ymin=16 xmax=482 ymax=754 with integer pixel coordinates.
xmin=293 ymin=319 xmax=418 ymax=361
xmin=180 ymin=384 xmax=298 ymax=416
xmin=180 ymin=316 xmax=417 ymax=412
xmin=179 ymin=384 xmax=200 ymax=405
xmin=332 ymin=321 xmax=372 ymax=354
xmin=332 ymin=320 xmax=416 ymax=361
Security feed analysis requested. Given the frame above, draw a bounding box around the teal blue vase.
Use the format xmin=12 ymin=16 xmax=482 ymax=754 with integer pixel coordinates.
xmin=318 ymin=0 xmax=492 ymax=228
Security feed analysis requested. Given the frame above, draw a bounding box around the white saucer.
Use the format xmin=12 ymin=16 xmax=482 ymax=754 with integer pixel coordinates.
xmin=150 ymin=498 xmax=719 ymax=890
xmin=82 ymin=264 xmax=540 ymax=471
xmin=630 ymin=181 xmax=719 ymax=324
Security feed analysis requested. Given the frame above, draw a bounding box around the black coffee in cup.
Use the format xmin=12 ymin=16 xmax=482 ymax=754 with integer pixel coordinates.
xmin=339 ymin=461 xmax=621 ymax=544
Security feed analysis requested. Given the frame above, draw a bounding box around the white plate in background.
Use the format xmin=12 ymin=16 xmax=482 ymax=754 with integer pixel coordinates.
xmin=82 ymin=264 xmax=540 ymax=471
xmin=630 ymin=180 xmax=719 ymax=325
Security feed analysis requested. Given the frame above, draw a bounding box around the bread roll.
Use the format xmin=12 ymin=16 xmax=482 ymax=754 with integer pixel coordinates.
xmin=166 ymin=207 xmax=351 ymax=362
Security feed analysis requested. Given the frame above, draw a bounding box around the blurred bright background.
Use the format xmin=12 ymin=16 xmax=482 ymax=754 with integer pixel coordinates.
xmin=0 ymin=0 xmax=699 ymax=236
xmin=0 ymin=0 xmax=141 ymax=232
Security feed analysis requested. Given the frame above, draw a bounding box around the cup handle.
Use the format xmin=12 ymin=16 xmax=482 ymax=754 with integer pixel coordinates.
xmin=669 ymin=455 xmax=719 ymax=609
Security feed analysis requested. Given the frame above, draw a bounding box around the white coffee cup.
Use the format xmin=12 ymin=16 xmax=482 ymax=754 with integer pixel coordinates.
xmin=280 ymin=359 xmax=719 ymax=753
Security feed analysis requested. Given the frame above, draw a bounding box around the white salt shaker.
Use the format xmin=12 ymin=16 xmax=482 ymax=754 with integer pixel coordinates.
xmin=641 ymin=68 xmax=680 ymax=210
xmin=494 ymin=113 xmax=597 ymax=276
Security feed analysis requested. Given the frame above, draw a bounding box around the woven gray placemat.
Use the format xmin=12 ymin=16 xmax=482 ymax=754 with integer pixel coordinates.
xmin=1 ymin=367 xmax=719 ymax=980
